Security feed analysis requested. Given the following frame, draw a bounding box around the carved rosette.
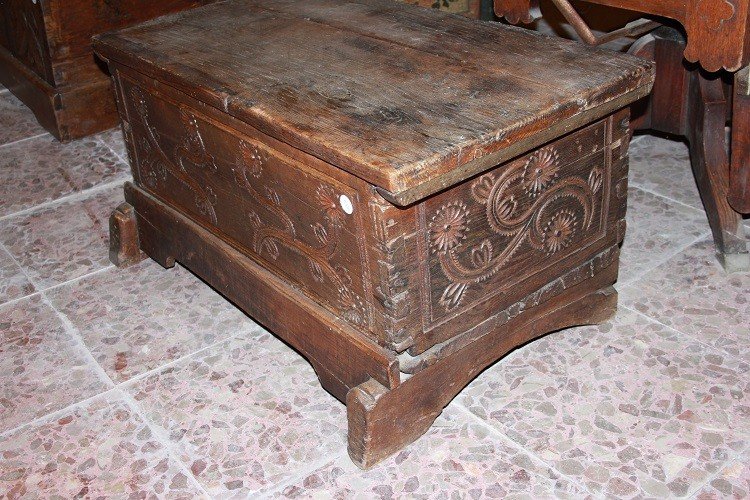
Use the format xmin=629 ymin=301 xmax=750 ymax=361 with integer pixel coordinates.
xmin=233 ymin=148 xmax=366 ymax=326
xmin=427 ymin=145 xmax=600 ymax=313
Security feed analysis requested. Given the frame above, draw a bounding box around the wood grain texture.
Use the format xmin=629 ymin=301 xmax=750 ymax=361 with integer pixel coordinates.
xmin=101 ymin=0 xmax=646 ymax=467
xmin=124 ymin=183 xmax=400 ymax=401
xmin=93 ymin=0 xmax=653 ymax=199
xmin=397 ymin=0 xmax=481 ymax=17
xmin=626 ymin=28 xmax=749 ymax=269
xmin=0 ymin=0 xmax=217 ymax=141
xmin=348 ymin=265 xmax=619 ymax=469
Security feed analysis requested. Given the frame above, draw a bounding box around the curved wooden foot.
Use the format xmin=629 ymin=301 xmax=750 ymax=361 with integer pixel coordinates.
xmin=628 ymin=28 xmax=748 ymax=272
xmin=109 ymin=202 xmax=146 ymax=268
xmin=346 ymin=283 xmax=618 ymax=469
xmin=687 ymin=71 xmax=749 ymax=272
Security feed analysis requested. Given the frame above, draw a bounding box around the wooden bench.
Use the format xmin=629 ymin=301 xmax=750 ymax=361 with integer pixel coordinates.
xmin=93 ymin=0 xmax=654 ymax=468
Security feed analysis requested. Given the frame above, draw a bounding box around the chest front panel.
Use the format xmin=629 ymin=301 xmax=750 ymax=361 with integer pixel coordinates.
xmin=119 ymin=77 xmax=372 ymax=331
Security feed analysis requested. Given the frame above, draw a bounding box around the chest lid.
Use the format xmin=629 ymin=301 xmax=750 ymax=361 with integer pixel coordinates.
xmin=93 ymin=0 xmax=654 ymax=206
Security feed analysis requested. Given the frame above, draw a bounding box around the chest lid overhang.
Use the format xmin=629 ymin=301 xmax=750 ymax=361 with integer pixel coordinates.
xmin=93 ymin=0 xmax=654 ymax=206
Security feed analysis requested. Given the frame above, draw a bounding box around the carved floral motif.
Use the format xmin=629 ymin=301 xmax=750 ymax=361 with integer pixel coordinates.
xmin=233 ymin=142 xmax=366 ymax=326
xmin=130 ymin=87 xmax=219 ymax=224
xmin=429 ymin=145 xmax=597 ymax=312
xmin=429 ymin=202 xmax=469 ymax=253
xmin=129 ymin=84 xmax=367 ymax=326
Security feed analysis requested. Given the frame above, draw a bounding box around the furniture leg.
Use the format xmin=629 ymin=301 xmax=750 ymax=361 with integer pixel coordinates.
xmin=628 ymin=28 xmax=748 ymax=271
xmin=109 ymin=202 xmax=146 ymax=268
xmin=729 ymin=66 xmax=750 ymax=213
xmin=687 ymin=70 xmax=749 ymax=272
xmin=347 ymin=277 xmax=618 ymax=469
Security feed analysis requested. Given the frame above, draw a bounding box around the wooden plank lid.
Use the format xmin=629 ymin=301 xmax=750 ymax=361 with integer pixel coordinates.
xmin=93 ymin=0 xmax=654 ymax=205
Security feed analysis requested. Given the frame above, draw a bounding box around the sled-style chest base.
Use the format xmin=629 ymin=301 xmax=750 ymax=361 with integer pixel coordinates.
xmin=96 ymin=0 xmax=654 ymax=468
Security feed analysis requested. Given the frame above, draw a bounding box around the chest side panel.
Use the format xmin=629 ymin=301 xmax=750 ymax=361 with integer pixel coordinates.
xmin=409 ymin=115 xmax=625 ymax=353
xmin=0 ymin=0 xmax=54 ymax=84
xmin=118 ymin=76 xmax=371 ymax=331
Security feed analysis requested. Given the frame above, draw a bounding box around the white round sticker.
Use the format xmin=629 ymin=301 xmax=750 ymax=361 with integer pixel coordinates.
xmin=339 ymin=194 xmax=354 ymax=215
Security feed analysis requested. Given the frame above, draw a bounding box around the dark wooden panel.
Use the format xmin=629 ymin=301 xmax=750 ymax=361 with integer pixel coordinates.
xmin=0 ymin=0 xmax=54 ymax=84
xmin=124 ymin=183 xmax=399 ymax=401
xmin=121 ymin=77 xmax=372 ymax=332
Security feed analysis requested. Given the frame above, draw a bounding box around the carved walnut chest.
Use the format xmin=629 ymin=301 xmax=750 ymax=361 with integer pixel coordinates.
xmin=93 ymin=0 xmax=654 ymax=468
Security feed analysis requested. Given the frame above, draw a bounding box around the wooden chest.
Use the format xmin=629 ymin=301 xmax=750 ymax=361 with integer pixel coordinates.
xmin=0 ymin=0 xmax=216 ymax=141
xmin=94 ymin=0 xmax=654 ymax=468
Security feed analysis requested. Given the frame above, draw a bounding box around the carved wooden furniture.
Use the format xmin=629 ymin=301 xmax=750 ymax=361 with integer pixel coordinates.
xmin=493 ymin=0 xmax=750 ymax=271
xmin=0 ymin=0 xmax=216 ymax=142
xmin=94 ymin=0 xmax=654 ymax=468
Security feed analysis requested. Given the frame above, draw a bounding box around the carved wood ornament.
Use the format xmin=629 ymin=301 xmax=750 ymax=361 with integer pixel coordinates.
xmin=130 ymin=84 xmax=368 ymax=327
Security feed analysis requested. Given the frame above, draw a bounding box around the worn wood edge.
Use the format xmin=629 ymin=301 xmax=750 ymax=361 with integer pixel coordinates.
xmin=92 ymin=34 xmax=653 ymax=201
xmin=0 ymin=44 xmax=119 ymax=141
xmin=378 ymin=88 xmax=652 ymax=207
xmin=109 ymin=202 xmax=147 ymax=267
xmin=0 ymin=44 xmax=61 ymax=139
xmin=123 ymin=182 xmax=400 ymax=400
xmin=347 ymin=281 xmax=619 ymax=469
xmin=398 ymin=245 xmax=620 ymax=373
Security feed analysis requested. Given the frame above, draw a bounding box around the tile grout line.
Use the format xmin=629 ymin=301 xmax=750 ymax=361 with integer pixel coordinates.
xmin=0 ymin=264 xmax=114 ymax=309
xmin=620 ymin=304 xmax=750 ymax=370
xmin=117 ymin=326 xmax=255 ymax=390
xmin=0 ymin=239 xmax=46 ymax=302
xmin=0 ymin=388 xmax=120 ymax=440
xmin=256 ymin=452 xmax=348 ymax=499
xmin=618 ymin=230 xmax=713 ymax=287
xmin=627 ymin=182 xmax=706 ymax=214
xmin=0 ymin=177 xmax=128 ymax=222
xmin=0 ymin=132 xmax=50 ymax=150
xmin=451 ymin=404 xmax=597 ymax=496
xmin=95 ymin=132 xmax=130 ymax=166
xmin=41 ymin=292 xmax=117 ymax=389
xmin=118 ymin=390 xmax=215 ymax=500
xmin=0 ymin=325 xmax=253 ymax=440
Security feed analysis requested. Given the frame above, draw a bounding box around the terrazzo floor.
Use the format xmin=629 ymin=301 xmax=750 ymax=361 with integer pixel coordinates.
xmin=0 ymin=85 xmax=748 ymax=499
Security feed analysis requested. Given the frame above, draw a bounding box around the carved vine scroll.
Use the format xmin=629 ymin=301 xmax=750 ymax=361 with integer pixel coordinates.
xmin=425 ymin=140 xmax=607 ymax=320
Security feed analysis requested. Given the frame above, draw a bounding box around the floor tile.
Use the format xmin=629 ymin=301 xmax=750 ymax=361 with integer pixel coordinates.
xmin=459 ymin=308 xmax=749 ymax=498
xmin=0 ymin=393 xmax=204 ymax=499
xmin=47 ymin=260 xmax=262 ymax=383
xmin=619 ymin=187 xmax=709 ymax=284
xmin=0 ymin=246 xmax=35 ymax=305
xmin=694 ymin=449 xmax=750 ymax=499
xmin=0 ymin=296 xmax=110 ymax=433
xmin=621 ymin=238 xmax=750 ymax=360
xmin=97 ymin=126 xmax=130 ymax=163
xmin=274 ymin=406 xmax=588 ymax=499
xmin=127 ymin=334 xmax=346 ymax=497
xmin=628 ymin=135 xmax=703 ymax=210
xmin=0 ymin=186 xmax=123 ymax=289
xmin=0 ymin=93 xmax=47 ymax=146
xmin=0 ymin=134 xmax=129 ymax=218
